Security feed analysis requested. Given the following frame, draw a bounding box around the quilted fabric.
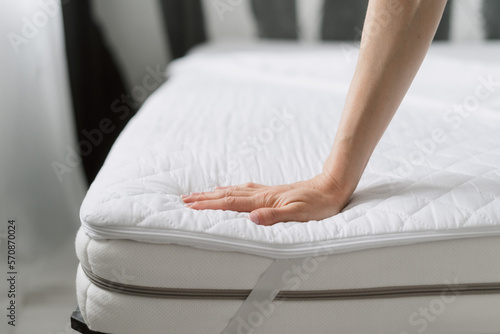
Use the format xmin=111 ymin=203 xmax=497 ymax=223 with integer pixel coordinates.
xmin=80 ymin=42 xmax=500 ymax=254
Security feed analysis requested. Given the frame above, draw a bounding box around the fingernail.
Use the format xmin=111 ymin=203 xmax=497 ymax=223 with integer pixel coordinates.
xmin=181 ymin=194 xmax=189 ymax=199
xmin=249 ymin=212 xmax=260 ymax=225
xmin=185 ymin=203 xmax=194 ymax=208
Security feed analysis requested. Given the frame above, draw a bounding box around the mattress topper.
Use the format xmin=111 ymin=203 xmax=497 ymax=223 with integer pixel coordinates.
xmin=80 ymin=41 xmax=500 ymax=258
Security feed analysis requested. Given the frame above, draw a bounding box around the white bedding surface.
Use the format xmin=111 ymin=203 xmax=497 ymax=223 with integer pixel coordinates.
xmin=76 ymin=228 xmax=500 ymax=291
xmin=76 ymin=265 xmax=500 ymax=334
xmin=80 ymin=41 xmax=500 ymax=257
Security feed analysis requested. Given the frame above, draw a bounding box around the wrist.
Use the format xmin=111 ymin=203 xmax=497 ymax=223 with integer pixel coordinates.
xmin=312 ymin=171 xmax=354 ymax=206
xmin=321 ymin=135 xmax=371 ymax=201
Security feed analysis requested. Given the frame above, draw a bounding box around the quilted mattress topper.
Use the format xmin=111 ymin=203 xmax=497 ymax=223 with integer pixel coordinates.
xmin=80 ymin=41 xmax=500 ymax=258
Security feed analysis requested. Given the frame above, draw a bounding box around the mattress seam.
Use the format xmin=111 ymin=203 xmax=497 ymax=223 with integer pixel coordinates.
xmin=81 ymin=265 xmax=500 ymax=300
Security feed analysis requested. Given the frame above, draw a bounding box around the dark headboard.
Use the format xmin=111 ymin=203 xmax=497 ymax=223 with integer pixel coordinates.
xmin=484 ymin=0 xmax=500 ymax=39
xmin=158 ymin=0 xmax=498 ymax=59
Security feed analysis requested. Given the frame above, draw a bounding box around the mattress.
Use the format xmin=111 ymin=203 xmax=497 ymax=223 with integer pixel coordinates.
xmin=75 ymin=41 xmax=500 ymax=334
xmin=77 ymin=265 xmax=500 ymax=334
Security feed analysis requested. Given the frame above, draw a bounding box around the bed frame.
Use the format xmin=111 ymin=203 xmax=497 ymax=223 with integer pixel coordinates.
xmin=71 ymin=307 xmax=106 ymax=334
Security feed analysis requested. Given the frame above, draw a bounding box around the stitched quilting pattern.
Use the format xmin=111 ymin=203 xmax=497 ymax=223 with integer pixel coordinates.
xmin=80 ymin=43 xmax=500 ymax=247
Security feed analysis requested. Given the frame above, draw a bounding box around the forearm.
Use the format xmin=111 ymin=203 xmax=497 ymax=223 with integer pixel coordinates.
xmin=323 ymin=0 xmax=448 ymax=199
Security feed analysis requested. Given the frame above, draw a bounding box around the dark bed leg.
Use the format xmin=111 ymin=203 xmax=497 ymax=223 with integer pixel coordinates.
xmin=71 ymin=306 xmax=108 ymax=334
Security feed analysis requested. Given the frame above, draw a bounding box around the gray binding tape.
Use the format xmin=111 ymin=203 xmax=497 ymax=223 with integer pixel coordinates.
xmin=221 ymin=258 xmax=300 ymax=334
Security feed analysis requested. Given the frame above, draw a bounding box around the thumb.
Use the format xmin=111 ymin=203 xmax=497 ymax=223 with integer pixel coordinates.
xmin=249 ymin=206 xmax=297 ymax=226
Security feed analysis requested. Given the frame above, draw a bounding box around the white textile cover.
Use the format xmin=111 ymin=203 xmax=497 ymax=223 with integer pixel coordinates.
xmin=80 ymin=42 xmax=500 ymax=257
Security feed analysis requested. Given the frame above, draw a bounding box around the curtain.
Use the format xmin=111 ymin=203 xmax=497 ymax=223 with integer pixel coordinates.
xmin=0 ymin=1 xmax=87 ymax=332
xmin=0 ymin=0 xmax=87 ymax=260
xmin=62 ymin=0 xmax=137 ymax=184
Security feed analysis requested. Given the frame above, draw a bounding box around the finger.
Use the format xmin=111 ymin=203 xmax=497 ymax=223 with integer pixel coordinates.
xmin=183 ymin=189 xmax=254 ymax=203
xmin=250 ymin=204 xmax=302 ymax=226
xmin=232 ymin=182 xmax=265 ymax=190
xmin=186 ymin=196 xmax=259 ymax=212
xmin=213 ymin=183 xmax=264 ymax=190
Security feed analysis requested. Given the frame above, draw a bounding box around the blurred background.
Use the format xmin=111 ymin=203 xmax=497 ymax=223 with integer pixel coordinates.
xmin=0 ymin=0 xmax=498 ymax=333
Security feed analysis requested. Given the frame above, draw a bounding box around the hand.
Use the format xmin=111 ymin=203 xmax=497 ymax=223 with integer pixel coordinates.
xmin=181 ymin=173 xmax=351 ymax=226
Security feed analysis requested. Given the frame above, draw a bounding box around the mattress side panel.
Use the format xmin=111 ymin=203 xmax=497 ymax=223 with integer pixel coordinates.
xmin=76 ymin=264 xmax=500 ymax=334
xmin=77 ymin=228 xmax=500 ymax=291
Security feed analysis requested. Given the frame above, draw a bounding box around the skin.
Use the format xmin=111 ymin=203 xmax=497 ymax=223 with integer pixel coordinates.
xmin=183 ymin=0 xmax=448 ymax=226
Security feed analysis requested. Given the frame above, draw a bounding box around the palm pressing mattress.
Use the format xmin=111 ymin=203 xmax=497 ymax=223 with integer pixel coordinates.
xmin=75 ymin=41 xmax=500 ymax=334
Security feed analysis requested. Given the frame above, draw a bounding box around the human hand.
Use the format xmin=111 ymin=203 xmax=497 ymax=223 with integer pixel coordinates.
xmin=181 ymin=173 xmax=351 ymax=226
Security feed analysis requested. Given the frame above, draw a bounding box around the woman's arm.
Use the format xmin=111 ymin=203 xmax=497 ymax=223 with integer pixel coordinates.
xmin=323 ymin=0 xmax=448 ymax=199
xmin=183 ymin=0 xmax=448 ymax=226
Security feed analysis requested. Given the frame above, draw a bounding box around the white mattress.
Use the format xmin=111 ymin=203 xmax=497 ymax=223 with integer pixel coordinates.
xmin=76 ymin=41 xmax=500 ymax=333
xmin=80 ymin=41 xmax=500 ymax=258
xmin=76 ymin=265 xmax=500 ymax=334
